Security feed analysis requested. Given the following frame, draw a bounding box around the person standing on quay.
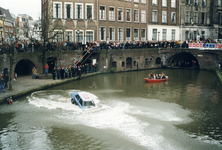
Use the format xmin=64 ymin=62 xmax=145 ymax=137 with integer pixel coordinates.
xmin=52 ymin=67 xmax=56 ymax=80
xmin=57 ymin=67 xmax=61 ymax=79
xmin=45 ymin=64 xmax=49 ymax=76
xmin=60 ymin=67 xmax=65 ymax=79
xmin=0 ymin=75 xmax=6 ymax=93
xmin=32 ymin=67 xmax=37 ymax=79
xmin=4 ymin=74 xmax=8 ymax=88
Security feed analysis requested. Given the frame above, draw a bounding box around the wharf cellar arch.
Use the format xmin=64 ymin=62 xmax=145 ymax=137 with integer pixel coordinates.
xmin=14 ymin=59 xmax=35 ymax=76
xmin=167 ymin=52 xmax=199 ymax=68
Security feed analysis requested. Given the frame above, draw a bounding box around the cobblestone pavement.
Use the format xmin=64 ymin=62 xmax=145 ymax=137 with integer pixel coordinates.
xmin=0 ymin=75 xmax=66 ymax=103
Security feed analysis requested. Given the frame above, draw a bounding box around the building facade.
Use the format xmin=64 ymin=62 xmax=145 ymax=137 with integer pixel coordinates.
xmin=42 ymin=0 xmax=148 ymax=42
xmin=148 ymin=0 xmax=180 ymax=41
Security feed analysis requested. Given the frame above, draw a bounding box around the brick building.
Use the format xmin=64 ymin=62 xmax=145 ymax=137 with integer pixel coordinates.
xmin=42 ymin=0 xmax=148 ymax=42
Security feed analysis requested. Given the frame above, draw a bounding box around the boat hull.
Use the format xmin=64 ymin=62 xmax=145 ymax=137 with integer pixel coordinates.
xmin=144 ymin=78 xmax=168 ymax=83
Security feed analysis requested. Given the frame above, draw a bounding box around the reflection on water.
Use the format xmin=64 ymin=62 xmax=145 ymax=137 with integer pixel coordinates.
xmin=0 ymin=69 xmax=222 ymax=150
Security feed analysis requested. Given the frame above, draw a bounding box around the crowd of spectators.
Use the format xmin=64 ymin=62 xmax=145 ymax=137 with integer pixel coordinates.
xmin=0 ymin=38 xmax=220 ymax=55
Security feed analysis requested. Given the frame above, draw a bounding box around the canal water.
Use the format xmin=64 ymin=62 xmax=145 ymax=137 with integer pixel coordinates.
xmin=0 ymin=69 xmax=222 ymax=150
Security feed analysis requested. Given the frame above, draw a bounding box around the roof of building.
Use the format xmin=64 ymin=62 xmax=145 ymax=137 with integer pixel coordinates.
xmin=0 ymin=7 xmax=13 ymax=22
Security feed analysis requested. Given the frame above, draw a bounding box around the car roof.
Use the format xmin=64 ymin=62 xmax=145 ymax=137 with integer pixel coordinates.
xmin=72 ymin=92 xmax=93 ymax=101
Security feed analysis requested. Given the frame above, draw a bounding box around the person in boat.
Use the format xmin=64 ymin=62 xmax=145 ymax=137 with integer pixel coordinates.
xmin=156 ymin=74 xmax=160 ymax=79
xmin=161 ymin=73 xmax=166 ymax=79
xmin=150 ymin=72 xmax=154 ymax=79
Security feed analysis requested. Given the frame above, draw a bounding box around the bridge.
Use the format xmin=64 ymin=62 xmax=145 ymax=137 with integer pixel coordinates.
xmin=0 ymin=48 xmax=221 ymax=77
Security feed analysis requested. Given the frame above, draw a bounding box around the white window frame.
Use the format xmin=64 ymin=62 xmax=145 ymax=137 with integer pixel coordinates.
xmin=100 ymin=5 xmax=106 ymax=20
xmin=152 ymin=10 xmax=157 ymax=22
xmin=85 ymin=30 xmax=94 ymax=42
xmin=134 ymin=28 xmax=139 ymax=41
xmin=126 ymin=8 xmax=131 ymax=22
xmin=85 ymin=3 xmax=94 ymax=20
xmin=126 ymin=28 xmax=131 ymax=41
xmin=134 ymin=0 xmax=139 ymax=3
xmin=162 ymin=0 xmax=167 ymax=7
xmin=118 ymin=27 xmax=123 ymax=41
xmin=65 ymin=30 xmax=73 ymax=42
xmin=152 ymin=0 xmax=157 ymax=5
xmin=141 ymin=0 xmax=146 ymax=4
xmin=171 ymin=29 xmax=175 ymax=41
xmin=109 ymin=27 xmax=115 ymax=41
xmin=118 ymin=8 xmax=124 ymax=21
xmin=54 ymin=30 xmax=63 ymax=42
xmin=75 ymin=3 xmax=83 ymax=19
xmin=53 ymin=2 xmax=62 ymax=19
xmin=171 ymin=12 xmax=176 ymax=23
xmin=75 ymin=30 xmax=84 ymax=42
xmin=162 ymin=11 xmax=167 ymax=23
xmin=100 ymin=27 xmax=106 ymax=41
xmin=141 ymin=10 xmax=146 ymax=23
xmin=141 ymin=28 xmax=146 ymax=41
xmin=64 ymin=2 xmax=73 ymax=19
xmin=109 ymin=7 xmax=115 ymax=21
xmin=171 ymin=0 xmax=176 ymax=8
xmin=134 ymin=9 xmax=139 ymax=22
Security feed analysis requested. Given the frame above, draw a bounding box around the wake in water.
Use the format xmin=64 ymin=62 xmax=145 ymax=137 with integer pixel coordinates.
xmin=27 ymin=90 xmax=199 ymax=149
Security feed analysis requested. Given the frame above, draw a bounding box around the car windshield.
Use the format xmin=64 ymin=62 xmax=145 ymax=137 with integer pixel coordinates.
xmin=84 ymin=101 xmax=95 ymax=107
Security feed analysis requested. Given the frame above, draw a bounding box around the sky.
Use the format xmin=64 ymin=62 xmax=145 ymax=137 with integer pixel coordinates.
xmin=0 ymin=0 xmax=41 ymax=20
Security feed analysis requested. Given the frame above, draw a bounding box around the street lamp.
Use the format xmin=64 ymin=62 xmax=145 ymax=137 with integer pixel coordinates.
xmin=76 ymin=30 xmax=80 ymax=50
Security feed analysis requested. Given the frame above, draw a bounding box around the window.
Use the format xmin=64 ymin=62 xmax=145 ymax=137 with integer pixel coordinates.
xmin=162 ymin=0 xmax=167 ymax=7
xmin=162 ymin=11 xmax=167 ymax=23
xmin=86 ymin=31 xmax=94 ymax=42
xmin=112 ymin=62 xmax=116 ymax=68
xmin=152 ymin=0 xmax=157 ymax=5
xmin=141 ymin=29 xmax=146 ymax=41
xmin=75 ymin=4 xmax=83 ymax=19
xmin=126 ymin=28 xmax=131 ymax=41
xmin=141 ymin=0 xmax=146 ymax=4
xmin=109 ymin=27 xmax=115 ymax=41
xmin=153 ymin=29 xmax=157 ymax=41
xmin=185 ymin=31 xmax=189 ymax=40
xmin=194 ymin=12 xmax=198 ymax=24
xmin=141 ymin=10 xmax=146 ymax=23
xmin=201 ymin=31 xmax=205 ymax=39
xmin=171 ymin=12 xmax=176 ymax=23
xmin=218 ymin=13 xmax=222 ymax=25
xmin=171 ymin=0 xmax=176 ymax=8
xmin=100 ymin=27 xmax=105 ymax=40
xmin=53 ymin=2 xmax=62 ymax=19
xmin=201 ymin=12 xmax=205 ymax=24
xmin=193 ymin=31 xmax=197 ymax=40
xmin=75 ymin=30 xmax=83 ymax=42
xmin=162 ymin=29 xmax=167 ymax=41
xmin=100 ymin=6 xmax=106 ymax=20
xmin=122 ymin=62 xmax=125 ymax=67
xmin=202 ymin=0 xmax=206 ymax=6
xmin=54 ymin=30 xmax=63 ymax=42
xmin=65 ymin=3 xmax=73 ymax=19
xmin=171 ymin=29 xmax=175 ymax=41
xmin=65 ymin=30 xmax=73 ymax=42
xmin=109 ymin=7 xmax=115 ymax=21
xmin=126 ymin=9 xmax=131 ymax=22
xmin=194 ymin=0 xmax=198 ymax=5
xmin=152 ymin=10 xmax=157 ymax=22
xmin=134 ymin=10 xmax=139 ymax=22
xmin=86 ymin=4 xmax=93 ymax=19
xmin=134 ymin=0 xmax=139 ymax=3
xmin=219 ymin=0 xmax=222 ymax=7
xmin=185 ymin=11 xmax=190 ymax=23
xmin=118 ymin=28 xmax=123 ymax=41
xmin=186 ymin=0 xmax=190 ymax=5
xmin=118 ymin=8 xmax=123 ymax=21
xmin=134 ymin=29 xmax=139 ymax=40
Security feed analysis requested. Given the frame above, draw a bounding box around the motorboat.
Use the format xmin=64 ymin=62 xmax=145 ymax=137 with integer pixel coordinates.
xmin=71 ymin=92 xmax=95 ymax=110
xmin=144 ymin=77 xmax=168 ymax=83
